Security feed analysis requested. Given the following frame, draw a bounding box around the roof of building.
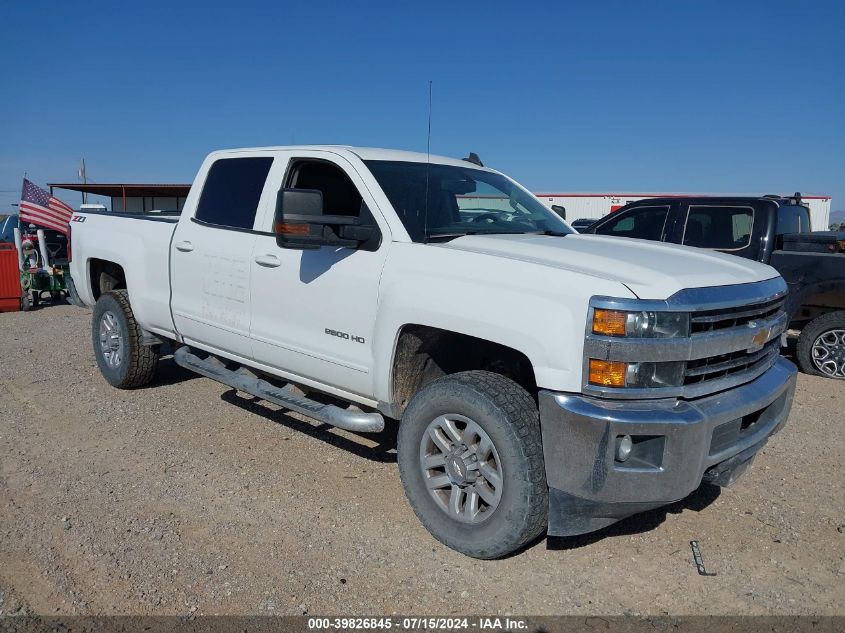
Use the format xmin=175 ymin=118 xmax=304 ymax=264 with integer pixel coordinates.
xmin=534 ymin=191 xmax=832 ymax=199
xmin=48 ymin=183 xmax=191 ymax=197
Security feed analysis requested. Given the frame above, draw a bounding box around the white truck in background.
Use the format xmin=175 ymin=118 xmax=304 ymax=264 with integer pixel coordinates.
xmin=68 ymin=146 xmax=796 ymax=558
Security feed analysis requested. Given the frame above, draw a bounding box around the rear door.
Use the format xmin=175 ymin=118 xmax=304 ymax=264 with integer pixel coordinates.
xmin=170 ymin=155 xmax=275 ymax=358
xmin=673 ymin=201 xmax=761 ymax=260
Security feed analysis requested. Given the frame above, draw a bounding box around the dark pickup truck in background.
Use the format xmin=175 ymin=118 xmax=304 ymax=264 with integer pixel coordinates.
xmin=583 ymin=195 xmax=845 ymax=380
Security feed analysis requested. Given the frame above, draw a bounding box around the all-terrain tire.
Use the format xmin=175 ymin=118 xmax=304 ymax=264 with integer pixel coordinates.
xmin=66 ymin=275 xmax=84 ymax=308
xmin=92 ymin=290 xmax=159 ymax=389
xmin=796 ymin=311 xmax=845 ymax=379
xmin=397 ymin=371 xmax=547 ymax=559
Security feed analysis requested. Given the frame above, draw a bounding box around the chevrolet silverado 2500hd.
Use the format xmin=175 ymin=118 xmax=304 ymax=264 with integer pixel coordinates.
xmin=68 ymin=146 xmax=797 ymax=558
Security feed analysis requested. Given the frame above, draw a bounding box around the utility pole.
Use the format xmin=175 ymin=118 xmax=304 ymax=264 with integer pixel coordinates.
xmin=79 ymin=158 xmax=88 ymax=204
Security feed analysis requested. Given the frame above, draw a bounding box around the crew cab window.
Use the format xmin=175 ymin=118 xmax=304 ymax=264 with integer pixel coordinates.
xmin=594 ymin=206 xmax=669 ymax=240
xmin=777 ymin=205 xmax=811 ymax=234
xmin=195 ymin=157 xmax=273 ymax=229
xmin=683 ymin=205 xmax=754 ymax=250
xmin=287 ymin=160 xmax=363 ymax=217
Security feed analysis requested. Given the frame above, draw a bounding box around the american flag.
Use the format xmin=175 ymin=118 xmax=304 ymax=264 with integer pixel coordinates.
xmin=19 ymin=178 xmax=74 ymax=235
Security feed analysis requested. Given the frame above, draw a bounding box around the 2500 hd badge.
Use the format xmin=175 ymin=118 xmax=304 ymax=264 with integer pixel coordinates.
xmin=325 ymin=327 xmax=366 ymax=344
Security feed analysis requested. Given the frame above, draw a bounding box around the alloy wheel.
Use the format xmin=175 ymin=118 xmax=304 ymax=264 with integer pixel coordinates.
xmin=419 ymin=414 xmax=503 ymax=524
xmin=811 ymin=328 xmax=845 ymax=378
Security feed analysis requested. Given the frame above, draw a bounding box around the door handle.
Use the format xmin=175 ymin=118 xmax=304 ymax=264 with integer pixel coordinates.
xmin=254 ymin=254 xmax=281 ymax=268
xmin=174 ymin=240 xmax=194 ymax=252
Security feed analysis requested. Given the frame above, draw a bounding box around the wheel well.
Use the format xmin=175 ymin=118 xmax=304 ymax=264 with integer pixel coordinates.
xmin=390 ymin=325 xmax=537 ymax=416
xmin=89 ymin=259 xmax=127 ymax=300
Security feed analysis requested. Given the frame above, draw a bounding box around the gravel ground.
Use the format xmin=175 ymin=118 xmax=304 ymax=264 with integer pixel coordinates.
xmin=0 ymin=304 xmax=842 ymax=616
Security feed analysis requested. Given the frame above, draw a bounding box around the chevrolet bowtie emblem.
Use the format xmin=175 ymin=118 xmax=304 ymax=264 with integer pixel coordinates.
xmin=747 ymin=323 xmax=771 ymax=352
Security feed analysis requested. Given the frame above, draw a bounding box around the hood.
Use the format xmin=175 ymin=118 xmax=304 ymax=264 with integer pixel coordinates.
xmin=436 ymin=233 xmax=779 ymax=300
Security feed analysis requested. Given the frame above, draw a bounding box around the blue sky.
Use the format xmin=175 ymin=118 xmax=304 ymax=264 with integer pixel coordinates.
xmin=1 ymin=1 xmax=843 ymax=213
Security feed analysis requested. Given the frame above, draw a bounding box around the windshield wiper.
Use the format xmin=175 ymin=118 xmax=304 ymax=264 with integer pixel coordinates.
xmin=424 ymin=230 xmax=530 ymax=243
xmin=424 ymin=232 xmax=474 ymax=243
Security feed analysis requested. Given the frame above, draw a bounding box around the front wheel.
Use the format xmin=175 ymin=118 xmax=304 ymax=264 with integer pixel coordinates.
xmin=92 ymin=290 xmax=159 ymax=389
xmin=796 ymin=311 xmax=845 ymax=379
xmin=397 ymin=371 xmax=547 ymax=559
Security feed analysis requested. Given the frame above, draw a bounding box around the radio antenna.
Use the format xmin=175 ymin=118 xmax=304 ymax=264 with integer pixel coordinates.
xmin=423 ymin=80 xmax=432 ymax=242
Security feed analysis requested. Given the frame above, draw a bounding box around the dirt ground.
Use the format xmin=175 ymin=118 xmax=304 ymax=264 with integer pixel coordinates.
xmin=0 ymin=304 xmax=842 ymax=617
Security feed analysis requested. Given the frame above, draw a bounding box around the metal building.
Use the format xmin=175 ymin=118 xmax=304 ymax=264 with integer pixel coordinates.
xmin=45 ymin=181 xmax=833 ymax=232
xmin=48 ymin=183 xmax=191 ymax=213
xmin=536 ymin=192 xmax=833 ymax=232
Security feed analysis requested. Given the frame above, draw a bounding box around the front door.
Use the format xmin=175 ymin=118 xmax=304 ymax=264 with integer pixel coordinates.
xmin=170 ymin=155 xmax=275 ymax=358
xmin=591 ymin=203 xmax=676 ymax=242
xmin=249 ymin=152 xmax=389 ymax=398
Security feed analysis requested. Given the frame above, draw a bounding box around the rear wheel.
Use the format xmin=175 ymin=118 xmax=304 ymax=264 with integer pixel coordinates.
xmin=92 ymin=290 xmax=159 ymax=389
xmin=397 ymin=371 xmax=547 ymax=559
xmin=797 ymin=311 xmax=845 ymax=379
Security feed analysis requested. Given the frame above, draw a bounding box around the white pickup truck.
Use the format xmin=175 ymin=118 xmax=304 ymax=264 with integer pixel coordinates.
xmin=68 ymin=146 xmax=797 ymax=558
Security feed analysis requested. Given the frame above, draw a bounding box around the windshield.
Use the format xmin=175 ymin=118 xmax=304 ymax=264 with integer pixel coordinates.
xmin=364 ymin=160 xmax=572 ymax=242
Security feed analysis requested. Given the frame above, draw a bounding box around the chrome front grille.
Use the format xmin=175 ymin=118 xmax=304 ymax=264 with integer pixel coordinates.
xmin=684 ymin=296 xmax=786 ymax=392
xmin=690 ymin=297 xmax=785 ymax=334
xmin=685 ymin=338 xmax=780 ymax=386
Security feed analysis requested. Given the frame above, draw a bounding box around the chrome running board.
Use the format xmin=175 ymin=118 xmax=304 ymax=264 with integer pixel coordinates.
xmin=174 ymin=347 xmax=384 ymax=433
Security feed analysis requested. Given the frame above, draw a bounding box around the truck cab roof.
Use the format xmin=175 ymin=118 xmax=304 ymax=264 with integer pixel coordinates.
xmin=208 ymin=145 xmax=499 ymax=172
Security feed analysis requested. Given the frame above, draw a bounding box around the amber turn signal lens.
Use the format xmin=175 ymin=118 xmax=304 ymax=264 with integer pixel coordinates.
xmin=588 ymin=359 xmax=627 ymax=387
xmin=274 ymin=222 xmax=310 ymax=236
xmin=592 ymin=309 xmax=628 ymax=336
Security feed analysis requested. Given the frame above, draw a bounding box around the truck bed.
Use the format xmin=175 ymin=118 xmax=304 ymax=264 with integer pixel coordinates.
xmin=69 ymin=211 xmax=180 ymax=339
xmin=770 ymin=249 xmax=845 ymax=321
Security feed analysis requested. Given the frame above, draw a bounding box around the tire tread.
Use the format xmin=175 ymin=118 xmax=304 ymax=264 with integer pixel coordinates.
xmin=94 ymin=290 xmax=159 ymax=389
xmin=398 ymin=370 xmax=547 ymax=558
xmin=796 ymin=310 xmax=845 ymax=379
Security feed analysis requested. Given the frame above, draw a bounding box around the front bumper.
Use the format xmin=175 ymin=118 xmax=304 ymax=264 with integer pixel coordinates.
xmin=539 ymin=356 xmax=797 ymax=536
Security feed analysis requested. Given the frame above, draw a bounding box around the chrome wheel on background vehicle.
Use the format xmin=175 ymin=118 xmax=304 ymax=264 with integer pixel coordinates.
xmin=811 ymin=328 xmax=845 ymax=378
xmin=420 ymin=414 xmax=503 ymax=524
xmin=98 ymin=310 xmax=124 ymax=369
xmin=797 ymin=311 xmax=845 ymax=380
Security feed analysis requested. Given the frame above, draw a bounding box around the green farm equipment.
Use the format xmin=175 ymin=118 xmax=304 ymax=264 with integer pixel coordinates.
xmin=20 ymin=262 xmax=69 ymax=310
xmin=13 ymin=220 xmax=70 ymax=310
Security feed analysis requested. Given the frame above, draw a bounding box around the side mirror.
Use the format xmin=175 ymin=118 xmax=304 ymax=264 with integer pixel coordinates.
xmin=273 ymin=188 xmax=375 ymax=250
xmin=551 ymin=205 xmax=566 ymax=220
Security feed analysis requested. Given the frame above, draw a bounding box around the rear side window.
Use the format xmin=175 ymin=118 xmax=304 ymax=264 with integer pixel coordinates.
xmin=683 ymin=205 xmax=754 ymax=250
xmin=594 ymin=206 xmax=670 ymax=241
xmin=195 ymin=157 xmax=273 ymax=229
xmin=777 ymin=204 xmax=811 ymax=234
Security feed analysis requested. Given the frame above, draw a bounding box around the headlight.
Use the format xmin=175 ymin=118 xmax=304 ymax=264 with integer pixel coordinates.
xmin=588 ymin=359 xmax=686 ymax=388
xmin=592 ymin=309 xmax=689 ymax=338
